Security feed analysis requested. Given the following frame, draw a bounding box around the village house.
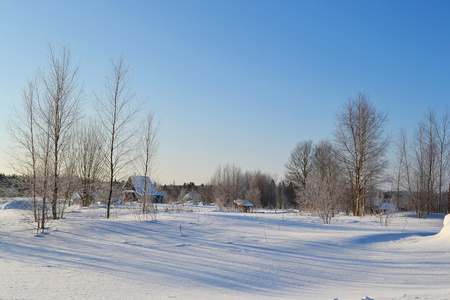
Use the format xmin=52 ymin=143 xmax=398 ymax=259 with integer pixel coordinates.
xmin=122 ymin=175 xmax=164 ymax=203
xmin=233 ymin=199 xmax=254 ymax=213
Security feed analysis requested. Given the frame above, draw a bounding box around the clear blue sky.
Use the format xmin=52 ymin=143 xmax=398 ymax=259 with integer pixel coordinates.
xmin=1 ymin=0 xmax=450 ymax=185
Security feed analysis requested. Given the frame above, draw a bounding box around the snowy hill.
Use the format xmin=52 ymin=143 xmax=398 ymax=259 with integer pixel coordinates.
xmin=1 ymin=199 xmax=449 ymax=299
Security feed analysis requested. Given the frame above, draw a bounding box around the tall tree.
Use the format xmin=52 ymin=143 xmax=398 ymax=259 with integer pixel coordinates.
xmin=39 ymin=45 xmax=82 ymax=219
xmin=76 ymin=120 xmax=104 ymax=207
xmin=423 ymin=110 xmax=437 ymax=214
xmin=284 ymin=140 xmax=313 ymax=208
xmin=433 ymin=110 xmax=450 ymax=213
xmin=334 ymin=93 xmax=389 ymax=216
xmin=136 ymin=111 xmax=160 ymax=216
xmin=8 ymin=75 xmax=39 ymax=221
xmin=245 ymin=176 xmax=261 ymax=208
xmin=398 ymin=110 xmax=447 ymax=217
xmin=392 ymin=128 xmax=406 ymax=210
xmin=302 ymin=140 xmax=343 ymax=223
xmin=96 ymin=55 xmax=141 ymax=219
xmin=211 ymin=164 xmax=245 ymax=209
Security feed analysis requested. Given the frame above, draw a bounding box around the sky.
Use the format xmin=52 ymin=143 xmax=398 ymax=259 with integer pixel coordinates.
xmin=1 ymin=0 xmax=450 ymax=185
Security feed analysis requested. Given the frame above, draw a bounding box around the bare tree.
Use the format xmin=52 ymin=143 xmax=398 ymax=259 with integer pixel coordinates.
xmin=304 ymin=140 xmax=342 ymax=223
xmin=276 ymin=180 xmax=296 ymax=209
xmin=36 ymin=120 xmax=52 ymax=232
xmin=392 ymin=128 xmax=407 ymax=210
xmin=58 ymin=136 xmax=78 ymax=217
xmin=198 ymin=183 xmax=214 ymax=204
xmin=398 ymin=128 xmax=415 ymax=209
xmin=136 ymin=111 xmax=160 ymax=217
xmin=334 ymin=93 xmax=389 ymax=216
xmin=38 ymin=45 xmax=82 ymax=220
xmin=433 ymin=110 xmax=450 ymax=213
xmin=8 ymin=74 xmax=40 ymax=221
xmin=423 ymin=111 xmax=437 ymax=214
xmin=397 ymin=110 xmax=449 ymax=217
xmin=8 ymin=70 xmax=56 ymax=233
xmin=245 ymin=176 xmax=261 ymax=208
xmin=405 ymin=111 xmax=437 ymax=217
xmin=412 ymin=121 xmax=429 ymax=217
xmin=399 ymin=120 xmax=432 ymax=218
xmin=245 ymin=171 xmax=277 ymax=208
xmin=284 ymin=140 xmax=313 ymax=209
xmin=96 ymin=55 xmax=141 ymax=219
xmin=211 ymin=164 xmax=245 ymax=209
xmin=76 ymin=120 xmax=104 ymax=207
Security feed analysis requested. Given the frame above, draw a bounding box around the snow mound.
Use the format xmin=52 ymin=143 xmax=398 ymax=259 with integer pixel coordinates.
xmin=444 ymin=214 xmax=450 ymax=227
xmin=436 ymin=214 xmax=450 ymax=239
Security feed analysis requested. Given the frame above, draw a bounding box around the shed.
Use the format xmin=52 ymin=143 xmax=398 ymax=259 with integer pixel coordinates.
xmin=183 ymin=192 xmax=201 ymax=205
xmin=122 ymin=175 xmax=164 ymax=203
xmin=234 ymin=199 xmax=254 ymax=213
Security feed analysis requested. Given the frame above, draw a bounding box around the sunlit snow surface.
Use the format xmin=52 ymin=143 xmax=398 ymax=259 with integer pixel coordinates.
xmin=1 ymin=199 xmax=449 ymax=300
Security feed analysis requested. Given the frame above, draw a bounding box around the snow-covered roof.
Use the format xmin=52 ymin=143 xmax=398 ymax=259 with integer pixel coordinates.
xmin=183 ymin=193 xmax=200 ymax=201
xmin=129 ymin=175 xmax=164 ymax=197
xmin=234 ymin=199 xmax=253 ymax=207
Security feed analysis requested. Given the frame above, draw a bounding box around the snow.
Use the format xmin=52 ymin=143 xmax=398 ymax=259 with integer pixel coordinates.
xmin=436 ymin=214 xmax=450 ymax=239
xmin=1 ymin=199 xmax=450 ymax=299
xmin=183 ymin=192 xmax=201 ymax=202
xmin=234 ymin=199 xmax=254 ymax=207
xmin=129 ymin=175 xmax=163 ymax=196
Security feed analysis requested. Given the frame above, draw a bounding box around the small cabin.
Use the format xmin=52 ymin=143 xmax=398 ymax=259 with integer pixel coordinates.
xmin=183 ymin=192 xmax=202 ymax=205
xmin=122 ymin=175 xmax=164 ymax=203
xmin=233 ymin=199 xmax=254 ymax=213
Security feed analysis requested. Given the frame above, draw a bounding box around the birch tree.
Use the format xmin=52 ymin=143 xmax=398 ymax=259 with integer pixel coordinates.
xmin=76 ymin=120 xmax=104 ymax=207
xmin=397 ymin=110 xmax=449 ymax=217
xmin=423 ymin=111 xmax=437 ymax=214
xmin=8 ymin=75 xmax=40 ymax=221
xmin=96 ymin=55 xmax=141 ymax=219
xmin=39 ymin=45 xmax=82 ymax=220
xmin=244 ymin=174 xmax=261 ymax=208
xmin=433 ymin=110 xmax=450 ymax=213
xmin=36 ymin=121 xmax=52 ymax=232
xmin=8 ymin=74 xmax=50 ymax=233
xmin=211 ymin=164 xmax=245 ymax=209
xmin=284 ymin=140 xmax=313 ymax=208
xmin=334 ymin=93 xmax=389 ymax=216
xmin=392 ymin=129 xmax=406 ymax=210
xmin=136 ymin=111 xmax=160 ymax=217
xmin=304 ymin=140 xmax=342 ymax=223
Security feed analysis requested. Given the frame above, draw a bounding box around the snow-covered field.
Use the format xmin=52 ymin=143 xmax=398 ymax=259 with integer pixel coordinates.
xmin=1 ymin=199 xmax=450 ymax=300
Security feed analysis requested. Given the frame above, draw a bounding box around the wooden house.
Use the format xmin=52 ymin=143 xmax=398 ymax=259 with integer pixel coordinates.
xmin=122 ymin=175 xmax=164 ymax=203
xmin=233 ymin=199 xmax=254 ymax=213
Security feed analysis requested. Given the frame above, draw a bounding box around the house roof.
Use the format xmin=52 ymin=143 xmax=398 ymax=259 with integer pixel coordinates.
xmin=129 ymin=175 xmax=164 ymax=197
xmin=183 ymin=192 xmax=200 ymax=201
xmin=234 ymin=199 xmax=254 ymax=207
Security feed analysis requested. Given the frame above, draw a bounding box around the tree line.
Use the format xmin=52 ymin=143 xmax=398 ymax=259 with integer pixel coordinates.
xmin=8 ymin=46 xmax=450 ymax=229
xmin=8 ymin=45 xmax=159 ymax=232
xmin=209 ymin=93 xmax=450 ymax=223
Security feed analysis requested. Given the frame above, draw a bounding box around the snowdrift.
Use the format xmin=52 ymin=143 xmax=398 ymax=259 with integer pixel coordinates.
xmin=436 ymin=214 xmax=450 ymax=239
